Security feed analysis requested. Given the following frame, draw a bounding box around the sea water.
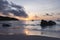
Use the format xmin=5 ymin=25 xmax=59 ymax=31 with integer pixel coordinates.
xmin=25 ymin=20 xmax=60 ymax=38
xmin=0 ymin=20 xmax=60 ymax=38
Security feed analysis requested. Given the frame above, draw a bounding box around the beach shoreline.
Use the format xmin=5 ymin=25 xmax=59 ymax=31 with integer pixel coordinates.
xmin=0 ymin=34 xmax=60 ymax=40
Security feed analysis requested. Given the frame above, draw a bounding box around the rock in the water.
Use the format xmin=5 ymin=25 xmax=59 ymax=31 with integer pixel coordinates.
xmin=2 ymin=24 xmax=11 ymax=28
xmin=40 ymin=20 xmax=48 ymax=27
xmin=40 ymin=20 xmax=56 ymax=27
xmin=48 ymin=20 xmax=56 ymax=26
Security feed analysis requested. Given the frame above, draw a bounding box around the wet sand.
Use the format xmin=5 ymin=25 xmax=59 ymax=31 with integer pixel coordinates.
xmin=0 ymin=34 xmax=60 ymax=40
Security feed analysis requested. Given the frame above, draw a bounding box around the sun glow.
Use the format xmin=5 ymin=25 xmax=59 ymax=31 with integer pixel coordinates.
xmin=0 ymin=12 xmax=57 ymax=21
xmin=0 ymin=12 xmax=30 ymax=20
xmin=24 ymin=29 xmax=30 ymax=35
xmin=0 ymin=13 xmax=40 ymax=20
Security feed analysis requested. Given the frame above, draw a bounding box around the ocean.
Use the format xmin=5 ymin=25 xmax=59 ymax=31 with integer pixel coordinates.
xmin=0 ymin=20 xmax=60 ymax=38
xmin=24 ymin=20 xmax=60 ymax=38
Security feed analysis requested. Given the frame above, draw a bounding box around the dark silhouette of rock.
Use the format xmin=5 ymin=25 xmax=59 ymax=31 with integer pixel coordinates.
xmin=0 ymin=16 xmax=19 ymax=21
xmin=48 ymin=20 xmax=56 ymax=26
xmin=40 ymin=20 xmax=48 ymax=27
xmin=40 ymin=20 xmax=56 ymax=27
xmin=31 ymin=20 xmax=34 ymax=21
xmin=2 ymin=23 xmax=11 ymax=28
xmin=0 ymin=16 xmax=19 ymax=27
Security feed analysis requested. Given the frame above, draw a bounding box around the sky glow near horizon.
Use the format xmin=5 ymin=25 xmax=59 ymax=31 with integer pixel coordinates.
xmin=7 ymin=0 xmax=60 ymax=18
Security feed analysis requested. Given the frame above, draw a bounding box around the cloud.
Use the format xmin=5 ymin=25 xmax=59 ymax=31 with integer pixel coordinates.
xmin=0 ymin=0 xmax=28 ymax=17
xmin=43 ymin=13 xmax=53 ymax=16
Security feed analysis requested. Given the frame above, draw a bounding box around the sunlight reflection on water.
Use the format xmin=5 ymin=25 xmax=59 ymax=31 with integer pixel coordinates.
xmin=24 ymin=29 xmax=42 ymax=35
xmin=24 ymin=28 xmax=60 ymax=38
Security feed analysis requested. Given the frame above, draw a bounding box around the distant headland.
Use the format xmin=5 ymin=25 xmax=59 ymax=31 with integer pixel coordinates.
xmin=0 ymin=16 xmax=19 ymax=21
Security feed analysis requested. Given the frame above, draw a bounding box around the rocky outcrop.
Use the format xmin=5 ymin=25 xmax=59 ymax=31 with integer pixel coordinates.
xmin=48 ymin=21 xmax=56 ymax=26
xmin=0 ymin=16 xmax=19 ymax=27
xmin=0 ymin=16 xmax=19 ymax=21
xmin=40 ymin=20 xmax=56 ymax=27
xmin=2 ymin=23 xmax=11 ymax=28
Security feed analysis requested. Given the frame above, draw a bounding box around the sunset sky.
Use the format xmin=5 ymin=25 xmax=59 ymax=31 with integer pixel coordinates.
xmin=7 ymin=0 xmax=60 ymax=20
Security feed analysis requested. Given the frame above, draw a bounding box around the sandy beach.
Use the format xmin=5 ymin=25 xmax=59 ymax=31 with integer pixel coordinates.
xmin=0 ymin=34 xmax=60 ymax=40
